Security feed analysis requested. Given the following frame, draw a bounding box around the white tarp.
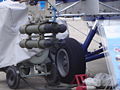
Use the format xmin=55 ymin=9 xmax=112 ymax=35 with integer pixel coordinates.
xmin=0 ymin=1 xmax=35 ymax=68
xmin=0 ymin=0 xmax=69 ymax=68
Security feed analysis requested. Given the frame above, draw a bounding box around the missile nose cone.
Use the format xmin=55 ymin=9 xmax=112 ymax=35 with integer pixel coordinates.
xmin=59 ymin=24 xmax=67 ymax=33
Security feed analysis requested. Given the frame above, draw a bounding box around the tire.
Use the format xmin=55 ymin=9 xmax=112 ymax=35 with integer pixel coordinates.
xmin=6 ymin=66 xmax=20 ymax=89
xmin=56 ymin=38 xmax=86 ymax=83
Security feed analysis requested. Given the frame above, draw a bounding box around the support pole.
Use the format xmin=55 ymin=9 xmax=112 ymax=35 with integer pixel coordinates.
xmin=45 ymin=0 xmax=56 ymax=17
xmin=83 ymin=20 xmax=98 ymax=53
xmin=85 ymin=53 xmax=105 ymax=62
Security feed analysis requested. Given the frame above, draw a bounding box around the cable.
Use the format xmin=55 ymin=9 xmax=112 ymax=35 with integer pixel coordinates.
xmin=103 ymin=79 xmax=113 ymax=90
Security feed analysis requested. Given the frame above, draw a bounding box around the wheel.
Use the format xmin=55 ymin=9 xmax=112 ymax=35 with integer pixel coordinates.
xmin=45 ymin=63 xmax=60 ymax=86
xmin=6 ymin=66 xmax=20 ymax=89
xmin=56 ymin=38 xmax=86 ymax=83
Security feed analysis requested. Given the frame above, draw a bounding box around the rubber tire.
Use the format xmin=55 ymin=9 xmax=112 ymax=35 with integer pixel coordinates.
xmin=56 ymin=38 xmax=86 ymax=83
xmin=6 ymin=66 xmax=20 ymax=89
xmin=45 ymin=63 xmax=60 ymax=86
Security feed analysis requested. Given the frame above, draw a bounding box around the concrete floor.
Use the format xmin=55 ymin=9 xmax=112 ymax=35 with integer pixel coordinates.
xmin=0 ymin=18 xmax=109 ymax=90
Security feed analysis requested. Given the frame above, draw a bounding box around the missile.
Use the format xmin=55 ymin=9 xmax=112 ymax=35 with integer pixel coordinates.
xmin=20 ymin=23 xmax=67 ymax=35
xmin=19 ymin=39 xmax=55 ymax=49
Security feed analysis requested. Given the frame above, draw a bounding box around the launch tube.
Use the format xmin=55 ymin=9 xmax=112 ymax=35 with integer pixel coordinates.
xmin=20 ymin=24 xmax=67 ymax=34
xmin=19 ymin=39 xmax=54 ymax=49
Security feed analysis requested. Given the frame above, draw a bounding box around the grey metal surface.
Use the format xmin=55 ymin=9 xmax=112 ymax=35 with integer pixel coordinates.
xmin=29 ymin=49 xmax=49 ymax=64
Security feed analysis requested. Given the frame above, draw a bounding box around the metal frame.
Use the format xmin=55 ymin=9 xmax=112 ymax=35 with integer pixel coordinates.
xmin=82 ymin=14 xmax=120 ymax=62
xmin=47 ymin=0 xmax=120 ymax=63
xmin=82 ymin=20 xmax=105 ymax=62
